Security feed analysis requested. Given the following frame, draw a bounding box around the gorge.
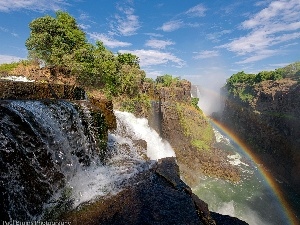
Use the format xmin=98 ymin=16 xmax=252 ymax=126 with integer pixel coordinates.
xmin=217 ymin=65 xmax=300 ymax=224
xmin=0 ymin=79 xmax=248 ymax=224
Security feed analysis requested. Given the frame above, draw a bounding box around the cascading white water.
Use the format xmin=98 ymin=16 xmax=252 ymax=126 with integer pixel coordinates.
xmin=0 ymin=100 xmax=176 ymax=220
xmin=66 ymin=110 xmax=176 ymax=207
xmin=0 ymin=100 xmax=102 ymax=220
xmin=114 ymin=111 xmax=176 ymax=160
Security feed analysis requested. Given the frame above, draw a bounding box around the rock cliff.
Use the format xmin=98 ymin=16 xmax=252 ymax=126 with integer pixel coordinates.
xmin=141 ymin=81 xmax=240 ymax=187
xmin=222 ymin=78 xmax=300 ymax=211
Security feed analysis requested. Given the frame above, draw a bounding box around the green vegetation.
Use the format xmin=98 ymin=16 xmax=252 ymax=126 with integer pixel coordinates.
xmin=0 ymin=62 xmax=20 ymax=73
xmin=25 ymin=11 xmax=145 ymax=98
xmin=117 ymin=94 xmax=150 ymax=114
xmin=0 ymin=60 xmax=34 ymax=75
xmin=277 ymin=61 xmax=300 ymax=79
xmin=191 ymin=97 xmax=200 ymax=110
xmin=224 ymin=62 xmax=300 ymax=102
xmin=226 ymin=62 xmax=300 ymax=91
xmin=156 ymin=74 xmax=180 ymax=87
xmin=176 ymin=103 xmax=214 ymax=152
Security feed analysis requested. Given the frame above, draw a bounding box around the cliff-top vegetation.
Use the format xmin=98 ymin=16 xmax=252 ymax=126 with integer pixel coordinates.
xmin=225 ymin=62 xmax=300 ymax=102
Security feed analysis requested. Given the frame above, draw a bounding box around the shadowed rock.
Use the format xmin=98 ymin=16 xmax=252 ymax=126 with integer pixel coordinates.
xmin=60 ymin=158 xmax=247 ymax=225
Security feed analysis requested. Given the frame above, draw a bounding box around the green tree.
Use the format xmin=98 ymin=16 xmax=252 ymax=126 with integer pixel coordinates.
xmin=156 ymin=74 xmax=179 ymax=87
xmin=26 ymin=11 xmax=89 ymax=68
xmin=117 ymin=53 xmax=140 ymax=68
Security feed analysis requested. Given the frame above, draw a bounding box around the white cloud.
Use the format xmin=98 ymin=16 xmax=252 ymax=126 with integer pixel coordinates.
xmin=0 ymin=26 xmax=18 ymax=37
xmin=112 ymin=6 xmax=140 ymax=36
xmin=0 ymin=55 xmax=24 ymax=64
xmin=0 ymin=0 xmax=68 ymax=12
xmin=145 ymin=39 xmax=175 ymax=49
xmin=159 ymin=20 xmax=184 ymax=32
xmin=220 ymin=0 xmax=300 ymax=63
xmin=118 ymin=49 xmax=185 ymax=67
xmin=88 ymin=33 xmax=131 ymax=48
xmin=206 ymin=30 xmax=231 ymax=43
xmin=193 ymin=50 xmax=219 ymax=59
xmin=269 ymin=62 xmax=291 ymax=68
xmin=144 ymin=33 xmax=164 ymax=38
xmin=78 ymin=24 xmax=91 ymax=30
xmin=185 ymin=4 xmax=207 ymax=17
xmin=79 ymin=13 xmax=90 ymax=20
xmin=159 ymin=20 xmax=200 ymax=32
xmin=235 ymin=50 xmax=278 ymax=64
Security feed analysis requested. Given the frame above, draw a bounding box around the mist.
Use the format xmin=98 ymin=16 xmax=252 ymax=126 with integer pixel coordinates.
xmin=188 ymin=68 xmax=228 ymax=116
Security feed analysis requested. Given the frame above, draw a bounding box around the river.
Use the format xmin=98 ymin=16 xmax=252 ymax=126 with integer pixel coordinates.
xmin=194 ymin=124 xmax=298 ymax=225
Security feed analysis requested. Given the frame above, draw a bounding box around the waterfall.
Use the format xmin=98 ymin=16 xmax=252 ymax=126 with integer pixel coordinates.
xmin=0 ymin=100 xmax=175 ymax=221
xmin=66 ymin=111 xmax=176 ymax=208
xmin=0 ymin=100 xmax=99 ymax=220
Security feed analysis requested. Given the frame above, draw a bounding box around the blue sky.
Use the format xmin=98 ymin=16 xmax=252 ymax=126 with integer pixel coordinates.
xmin=0 ymin=0 xmax=299 ymax=89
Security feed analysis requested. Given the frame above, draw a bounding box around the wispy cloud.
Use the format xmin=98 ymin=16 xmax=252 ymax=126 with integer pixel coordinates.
xmin=0 ymin=0 xmax=68 ymax=12
xmin=0 ymin=55 xmax=24 ymax=64
xmin=79 ymin=13 xmax=90 ymax=20
xmin=112 ymin=5 xmax=140 ymax=36
xmin=89 ymin=33 xmax=131 ymax=48
xmin=119 ymin=49 xmax=185 ymax=67
xmin=235 ymin=50 xmax=278 ymax=64
xmin=220 ymin=0 xmax=300 ymax=63
xmin=78 ymin=24 xmax=91 ymax=30
xmin=0 ymin=27 xmax=18 ymax=37
xmin=206 ymin=30 xmax=231 ymax=43
xmin=159 ymin=20 xmax=184 ymax=32
xmin=159 ymin=3 xmax=205 ymax=32
xmin=159 ymin=20 xmax=200 ymax=32
xmin=193 ymin=50 xmax=219 ymax=59
xmin=145 ymin=39 xmax=175 ymax=49
xmin=144 ymin=33 xmax=164 ymax=38
xmin=269 ymin=62 xmax=291 ymax=68
xmin=144 ymin=69 xmax=163 ymax=79
xmin=185 ymin=4 xmax=207 ymax=17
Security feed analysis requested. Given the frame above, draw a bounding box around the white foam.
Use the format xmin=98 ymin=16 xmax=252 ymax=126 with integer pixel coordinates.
xmin=227 ymin=153 xmax=249 ymax=167
xmin=217 ymin=201 xmax=236 ymax=216
xmin=217 ymin=201 xmax=271 ymax=225
xmin=213 ymin=128 xmax=230 ymax=144
xmin=114 ymin=111 xmax=176 ymax=160
xmin=1 ymin=75 xmax=35 ymax=82
xmin=65 ymin=111 xmax=175 ymax=207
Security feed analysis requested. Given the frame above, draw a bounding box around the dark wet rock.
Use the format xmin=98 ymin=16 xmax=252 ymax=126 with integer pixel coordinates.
xmin=155 ymin=157 xmax=192 ymax=194
xmin=0 ymin=80 xmax=85 ymax=100
xmin=132 ymin=139 xmax=148 ymax=160
xmin=0 ymin=98 xmax=112 ymax=220
xmin=210 ymin=212 xmax=248 ymax=225
xmin=60 ymin=157 xmax=246 ymax=225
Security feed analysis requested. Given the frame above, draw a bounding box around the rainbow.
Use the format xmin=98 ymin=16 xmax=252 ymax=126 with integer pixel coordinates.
xmin=211 ymin=119 xmax=299 ymax=225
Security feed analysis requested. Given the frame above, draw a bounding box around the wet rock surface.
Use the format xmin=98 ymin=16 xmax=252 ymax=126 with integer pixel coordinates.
xmin=60 ymin=158 xmax=247 ymax=225
xmin=0 ymin=80 xmax=85 ymax=100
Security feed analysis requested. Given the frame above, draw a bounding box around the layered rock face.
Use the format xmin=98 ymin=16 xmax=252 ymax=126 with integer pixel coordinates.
xmin=143 ymin=81 xmax=240 ymax=186
xmin=222 ymin=78 xmax=300 ymax=196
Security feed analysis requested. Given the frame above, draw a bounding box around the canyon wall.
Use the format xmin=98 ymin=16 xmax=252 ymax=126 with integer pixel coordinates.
xmin=139 ymin=80 xmax=240 ymax=187
xmin=222 ymin=78 xmax=300 ymax=197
